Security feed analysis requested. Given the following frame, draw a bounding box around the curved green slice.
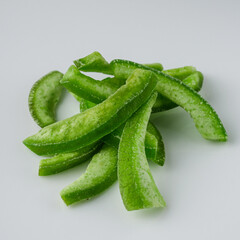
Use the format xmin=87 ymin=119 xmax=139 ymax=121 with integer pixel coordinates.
xmin=152 ymin=71 xmax=204 ymax=112
xmin=39 ymin=143 xmax=101 ymax=176
xmin=163 ymin=66 xmax=197 ymax=80
xmin=62 ymin=65 xmax=201 ymax=113
xmin=79 ymin=98 xmax=96 ymax=113
xmin=118 ymin=92 xmax=166 ymax=211
xmin=183 ymin=71 xmax=203 ymax=91
xmin=23 ymin=67 xmax=157 ymax=156
xmin=103 ymin=122 xmax=164 ymax=165
xmin=74 ymin=51 xmax=113 ymax=75
xmin=73 ymin=51 xmax=163 ymax=75
xmin=60 ymin=69 xmax=118 ymax=104
xmin=101 ymin=77 xmax=126 ymax=88
xmin=147 ymin=122 xmax=165 ymax=166
xmin=144 ymin=63 xmax=163 ymax=71
xmin=60 ymin=144 xmax=117 ymax=206
xmin=111 ymin=59 xmax=227 ymax=141
xmin=28 ymin=71 xmax=64 ymax=128
xmin=78 ymin=98 xmax=163 ymax=165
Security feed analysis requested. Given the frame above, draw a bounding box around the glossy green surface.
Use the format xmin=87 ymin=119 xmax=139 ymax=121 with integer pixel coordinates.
xmin=118 ymin=92 xmax=166 ymax=211
xmin=23 ymin=68 xmax=157 ymax=156
xmin=62 ymin=64 xmax=201 ymax=114
xmin=60 ymin=66 xmax=117 ymax=104
xmin=147 ymin=122 xmax=165 ymax=166
xmin=103 ymin=123 xmax=164 ymax=165
xmin=111 ymin=59 xmax=227 ymax=141
xmin=144 ymin=63 xmax=163 ymax=71
xmin=78 ymin=98 xmax=163 ymax=165
xmin=79 ymin=98 xmax=96 ymax=113
xmin=74 ymin=51 xmax=113 ymax=75
xmin=183 ymin=71 xmax=203 ymax=91
xmin=39 ymin=143 xmax=101 ymax=176
xmin=74 ymin=51 xmax=163 ymax=75
xmin=163 ymin=66 xmax=196 ymax=80
xmin=152 ymin=71 xmax=204 ymax=112
xmin=28 ymin=71 xmax=64 ymax=128
xmin=101 ymin=77 xmax=126 ymax=88
xmin=61 ymin=144 xmax=117 ymax=206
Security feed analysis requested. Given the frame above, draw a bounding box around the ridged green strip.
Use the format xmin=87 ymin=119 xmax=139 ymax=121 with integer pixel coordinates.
xmin=28 ymin=71 xmax=64 ymax=128
xmin=61 ymin=144 xmax=118 ymax=206
xmin=111 ymin=59 xmax=227 ymax=141
xmin=39 ymin=143 xmax=101 ymax=176
xmin=118 ymin=92 xmax=166 ymax=211
xmin=23 ymin=68 xmax=157 ymax=155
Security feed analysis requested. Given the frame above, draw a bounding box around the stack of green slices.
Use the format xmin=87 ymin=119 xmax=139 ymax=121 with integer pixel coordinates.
xmin=23 ymin=52 xmax=227 ymax=211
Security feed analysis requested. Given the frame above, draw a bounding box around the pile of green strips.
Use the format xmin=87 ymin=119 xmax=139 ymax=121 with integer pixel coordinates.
xmin=23 ymin=52 xmax=227 ymax=211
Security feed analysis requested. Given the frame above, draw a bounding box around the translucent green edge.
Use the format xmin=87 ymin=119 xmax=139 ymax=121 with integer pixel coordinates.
xmin=118 ymin=92 xmax=166 ymax=211
xmin=111 ymin=59 xmax=227 ymax=141
xmin=39 ymin=142 xmax=102 ymax=176
xmin=152 ymin=71 xmax=203 ymax=112
xmin=74 ymin=51 xmax=113 ymax=75
xmin=28 ymin=71 xmax=64 ymax=128
xmin=78 ymin=98 xmax=163 ymax=165
xmin=73 ymin=51 xmax=163 ymax=75
xmin=60 ymin=144 xmax=118 ymax=206
xmin=23 ymin=68 xmax=157 ymax=156
xmin=147 ymin=122 xmax=165 ymax=166
xmin=68 ymin=64 xmax=200 ymax=113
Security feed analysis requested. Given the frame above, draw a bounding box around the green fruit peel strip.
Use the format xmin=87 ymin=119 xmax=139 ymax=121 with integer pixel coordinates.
xmin=61 ymin=68 xmax=118 ymax=104
xmin=152 ymin=71 xmax=203 ymax=112
xmin=63 ymin=64 xmax=201 ymax=113
xmin=79 ymin=98 xmax=97 ymax=113
xmin=28 ymin=71 xmax=64 ymax=128
xmin=163 ymin=66 xmax=197 ymax=80
xmin=38 ymin=142 xmax=101 ymax=176
xmin=103 ymin=122 xmax=164 ymax=166
xmin=23 ymin=67 xmax=157 ymax=156
xmin=146 ymin=122 xmax=165 ymax=166
xmin=73 ymin=51 xmax=163 ymax=75
xmin=111 ymin=59 xmax=227 ymax=141
xmin=74 ymin=51 xmax=113 ymax=75
xmin=60 ymin=144 xmax=118 ymax=206
xmin=101 ymin=77 xmax=126 ymax=88
xmin=118 ymin=92 xmax=166 ymax=211
xmin=78 ymin=98 xmax=164 ymax=165
xmin=144 ymin=63 xmax=164 ymax=71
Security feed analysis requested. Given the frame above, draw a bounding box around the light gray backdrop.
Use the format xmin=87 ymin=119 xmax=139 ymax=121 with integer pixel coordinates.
xmin=0 ymin=0 xmax=239 ymax=239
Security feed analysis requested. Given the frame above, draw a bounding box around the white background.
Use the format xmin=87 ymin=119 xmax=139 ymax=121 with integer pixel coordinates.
xmin=0 ymin=0 xmax=239 ymax=239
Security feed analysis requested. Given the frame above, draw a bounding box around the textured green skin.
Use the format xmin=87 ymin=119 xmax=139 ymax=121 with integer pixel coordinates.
xmin=79 ymin=98 xmax=96 ymax=112
xmin=79 ymin=98 xmax=97 ymax=113
xmin=102 ymin=70 xmax=203 ymax=113
xmin=147 ymin=122 xmax=165 ymax=166
xmin=60 ymin=144 xmax=118 ymax=206
xmin=144 ymin=63 xmax=163 ymax=71
xmin=118 ymin=92 xmax=166 ymax=211
xmin=103 ymin=123 xmax=164 ymax=165
xmin=23 ymin=68 xmax=157 ymax=156
xmin=163 ymin=66 xmax=196 ymax=80
xmin=111 ymin=59 xmax=227 ymax=141
xmin=63 ymin=64 xmax=201 ymax=113
xmin=39 ymin=143 xmax=101 ymax=176
xmin=73 ymin=51 xmax=163 ymax=75
xmin=101 ymin=77 xmax=126 ymax=88
xmin=28 ymin=71 xmax=64 ymax=128
xmin=74 ymin=51 xmax=113 ymax=75
xmin=152 ymin=71 xmax=203 ymax=112
xmin=78 ymin=98 xmax=162 ymax=165
xmin=183 ymin=71 xmax=203 ymax=91
xmin=61 ymin=66 xmax=118 ymax=104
